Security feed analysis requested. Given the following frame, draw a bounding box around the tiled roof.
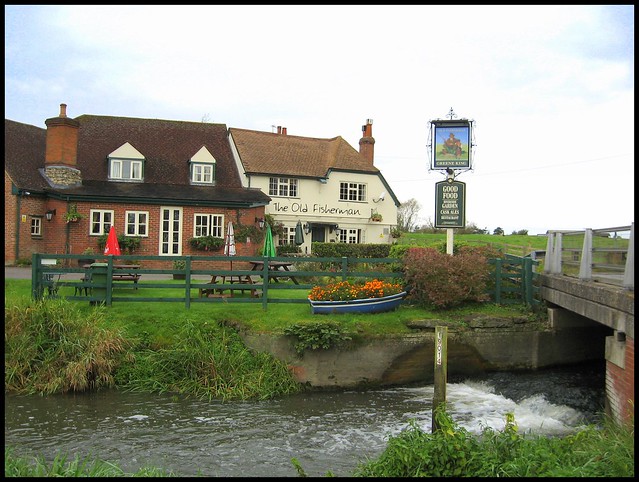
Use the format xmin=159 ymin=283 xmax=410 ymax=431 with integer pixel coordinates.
xmin=229 ymin=128 xmax=379 ymax=178
xmin=75 ymin=115 xmax=241 ymax=186
xmin=4 ymin=119 xmax=49 ymax=190
xmin=5 ymin=116 xmax=271 ymax=206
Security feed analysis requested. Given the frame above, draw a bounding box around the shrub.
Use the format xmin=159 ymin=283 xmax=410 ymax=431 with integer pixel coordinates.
xmin=283 ymin=321 xmax=353 ymax=357
xmin=277 ymin=244 xmax=301 ymax=255
xmin=403 ymin=247 xmax=492 ymax=309
xmin=97 ymin=234 xmax=142 ymax=254
xmin=188 ymin=236 xmax=224 ymax=251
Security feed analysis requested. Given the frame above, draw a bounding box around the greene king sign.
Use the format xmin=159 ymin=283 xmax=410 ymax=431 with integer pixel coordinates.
xmin=435 ymin=179 xmax=466 ymax=228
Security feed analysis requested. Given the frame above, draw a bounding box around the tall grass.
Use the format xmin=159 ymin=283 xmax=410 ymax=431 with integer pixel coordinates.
xmin=4 ymin=297 xmax=129 ymax=394
xmin=352 ymin=410 xmax=634 ymax=477
xmin=4 ymin=447 xmax=174 ymax=477
xmin=114 ymin=319 xmax=301 ymax=401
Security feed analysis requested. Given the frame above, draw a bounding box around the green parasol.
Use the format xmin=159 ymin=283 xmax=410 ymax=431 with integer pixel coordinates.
xmin=294 ymin=220 xmax=304 ymax=246
xmin=262 ymin=223 xmax=276 ymax=257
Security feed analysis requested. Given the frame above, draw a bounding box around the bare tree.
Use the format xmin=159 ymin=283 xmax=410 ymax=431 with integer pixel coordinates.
xmin=397 ymin=198 xmax=421 ymax=232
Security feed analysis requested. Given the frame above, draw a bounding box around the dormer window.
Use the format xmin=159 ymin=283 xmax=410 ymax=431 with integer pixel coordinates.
xmin=108 ymin=142 xmax=145 ymax=182
xmin=189 ymin=146 xmax=216 ymax=185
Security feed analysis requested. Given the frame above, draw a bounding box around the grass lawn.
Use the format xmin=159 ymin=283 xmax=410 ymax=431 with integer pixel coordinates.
xmin=5 ymin=278 xmax=541 ymax=342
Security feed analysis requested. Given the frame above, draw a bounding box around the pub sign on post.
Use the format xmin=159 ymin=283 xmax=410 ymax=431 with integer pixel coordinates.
xmin=431 ymin=119 xmax=472 ymax=170
xmin=435 ymin=179 xmax=466 ymax=228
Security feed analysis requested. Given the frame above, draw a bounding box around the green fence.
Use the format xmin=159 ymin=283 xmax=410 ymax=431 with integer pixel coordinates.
xmin=488 ymin=254 xmax=541 ymax=307
xmin=32 ymin=253 xmax=539 ymax=309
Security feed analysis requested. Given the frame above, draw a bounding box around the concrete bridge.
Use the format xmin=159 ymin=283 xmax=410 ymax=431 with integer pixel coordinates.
xmin=539 ymin=223 xmax=634 ymax=426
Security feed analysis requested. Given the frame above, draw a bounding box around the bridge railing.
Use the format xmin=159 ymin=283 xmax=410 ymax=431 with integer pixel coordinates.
xmin=544 ymin=223 xmax=634 ymax=290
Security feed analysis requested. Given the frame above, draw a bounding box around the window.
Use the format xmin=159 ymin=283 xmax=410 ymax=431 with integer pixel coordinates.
xmin=30 ymin=217 xmax=42 ymax=236
xmin=339 ymin=182 xmax=367 ymax=202
xmin=338 ymin=228 xmax=362 ymax=244
xmin=278 ymin=226 xmax=295 ymax=246
xmin=193 ymin=213 xmax=223 ymax=238
xmin=109 ymin=159 xmax=143 ymax=181
xmin=269 ymin=177 xmax=298 ymax=197
xmin=125 ymin=211 xmax=149 ymax=236
xmin=90 ymin=210 xmax=114 ymax=235
xmin=191 ymin=163 xmax=216 ymax=184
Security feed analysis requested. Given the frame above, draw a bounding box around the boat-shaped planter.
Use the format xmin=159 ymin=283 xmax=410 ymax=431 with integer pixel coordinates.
xmin=308 ymin=291 xmax=407 ymax=315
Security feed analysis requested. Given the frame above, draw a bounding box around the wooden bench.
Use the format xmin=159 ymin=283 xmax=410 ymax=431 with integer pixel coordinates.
xmin=199 ymin=275 xmax=258 ymax=298
xmin=112 ymin=273 xmax=141 ymax=289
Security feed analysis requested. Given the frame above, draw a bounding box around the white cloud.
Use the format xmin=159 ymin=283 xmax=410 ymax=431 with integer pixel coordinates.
xmin=5 ymin=5 xmax=633 ymax=234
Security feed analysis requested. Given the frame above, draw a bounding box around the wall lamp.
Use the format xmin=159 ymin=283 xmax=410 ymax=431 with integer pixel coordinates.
xmin=45 ymin=209 xmax=56 ymax=221
xmin=372 ymin=191 xmax=386 ymax=203
xmin=255 ymin=217 xmax=265 ymax=229
xmin=329 ymin=224 xmax=340 ymax=234
xmin=303 ymin=223 xmax=311 ymax=235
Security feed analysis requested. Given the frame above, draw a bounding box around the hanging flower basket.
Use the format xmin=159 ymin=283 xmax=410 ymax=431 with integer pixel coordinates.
xmin=63 ymin=204 xmax=85 ymax=223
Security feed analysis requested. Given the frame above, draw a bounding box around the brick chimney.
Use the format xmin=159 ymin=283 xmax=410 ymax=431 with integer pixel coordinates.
xmin=43 ymin=103 xmax=82 ymax=186
xmin=359 ymin=118 xmax=375 ymax=164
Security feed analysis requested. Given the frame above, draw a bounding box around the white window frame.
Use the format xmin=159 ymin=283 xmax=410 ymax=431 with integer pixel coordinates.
xmin=109 ymin=158 xmax=143 ymax=181
xmin=339 ymin=182 xmax=367 ymax=202
xmin=125 ymin=211 xmax=149 ymax=237
xmin=278 ymin=226 xmax=295 ymax=246
xmin=269 ymin=177 xmax=298 ymax=197
xmin=193 ymin=213 xmax=224 ymax=238
xmin=191 ymin=162 xmax=216 ymax=185
xmin=338 ymin=228 xmax=361 ymax=244
xmin=30 ymin=217 xmax=42 ymax=236
xmin=159 ymin=207 xmax=183 ymax=256
xmin=90 ymin=210 xmax=115 ymax=235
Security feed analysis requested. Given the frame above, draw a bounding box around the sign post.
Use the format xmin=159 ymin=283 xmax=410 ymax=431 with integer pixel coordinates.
xmin=435 ymin=176 xmax=466 ymax=254
xmin=429 ymin=109 xmax=473 ymax=255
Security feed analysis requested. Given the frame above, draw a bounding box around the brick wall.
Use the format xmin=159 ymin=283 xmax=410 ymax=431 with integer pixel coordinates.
xmin=606 ymin=336 xmax=635 ymax=426
xmin=5 ymin=190 xmax=266 ymax=269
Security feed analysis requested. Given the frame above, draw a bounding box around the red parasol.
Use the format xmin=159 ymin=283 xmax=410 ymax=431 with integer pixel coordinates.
xmin=103 ymin=225 xmax=121 ymax=255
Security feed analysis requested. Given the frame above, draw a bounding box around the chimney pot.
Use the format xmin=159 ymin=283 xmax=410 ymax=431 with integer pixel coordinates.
xmin=59 ymin=103 xmax=67 ymax=118
xmin=282 ymin=127 xmax=287 ymax=135
xmin=277 ymin=126 xmax=282 ymax=134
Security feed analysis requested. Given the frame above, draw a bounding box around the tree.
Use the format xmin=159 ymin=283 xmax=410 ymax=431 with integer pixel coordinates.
xmin=493 ymin=227 xmax=504 ymax=236
xmin=397 ymin=198 xmax=421 ymax=232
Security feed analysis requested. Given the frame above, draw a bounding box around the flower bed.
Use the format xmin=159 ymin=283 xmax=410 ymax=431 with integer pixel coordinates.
xmin=308 ymin=279 xmax=406 ymax=314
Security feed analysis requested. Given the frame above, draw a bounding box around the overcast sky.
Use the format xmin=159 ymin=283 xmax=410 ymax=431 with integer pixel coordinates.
xmin=5 ymin=5 xmax=634 ymax=235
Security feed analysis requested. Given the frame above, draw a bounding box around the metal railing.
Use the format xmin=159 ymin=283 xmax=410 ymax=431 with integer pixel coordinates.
xmin=544 ymin=223 xmax=634 ymax=290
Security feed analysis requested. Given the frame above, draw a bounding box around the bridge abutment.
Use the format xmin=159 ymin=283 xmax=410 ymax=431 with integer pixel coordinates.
xmin=541 ymin=274 xmax=634 ymax=427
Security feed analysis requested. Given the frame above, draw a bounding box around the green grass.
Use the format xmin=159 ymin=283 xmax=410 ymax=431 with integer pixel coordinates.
xmin=5 ymin=279 xmax=540 ymax=339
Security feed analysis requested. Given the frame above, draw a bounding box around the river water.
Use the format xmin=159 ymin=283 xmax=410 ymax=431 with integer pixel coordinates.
xmin=5 ymin=362 xmax=605 ymax=477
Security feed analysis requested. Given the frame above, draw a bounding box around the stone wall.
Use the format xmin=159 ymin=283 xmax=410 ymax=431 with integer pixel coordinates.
xmin=241 ymin=315 xmax=611 ymax=389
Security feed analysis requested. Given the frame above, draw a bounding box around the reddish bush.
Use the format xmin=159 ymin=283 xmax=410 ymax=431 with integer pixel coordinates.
xmin=403 ymin=247 xmax=492 ymax=309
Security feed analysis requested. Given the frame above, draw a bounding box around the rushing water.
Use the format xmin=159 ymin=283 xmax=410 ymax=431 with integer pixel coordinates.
xmin=5 ymin=362 xmax=605 ymax=477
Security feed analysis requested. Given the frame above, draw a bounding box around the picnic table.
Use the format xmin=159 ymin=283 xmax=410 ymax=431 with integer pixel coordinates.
xmin=248 ymin=260 xmax=299 ymax=285
xmin=82 ymin=263 xmax=142 ymax=289
xmin=199 ymin=274 xmax=259 ymax=298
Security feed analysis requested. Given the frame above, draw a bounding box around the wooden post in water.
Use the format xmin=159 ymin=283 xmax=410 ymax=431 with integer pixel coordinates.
xmin=432 ymin=325 xmax=448 ymax=432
